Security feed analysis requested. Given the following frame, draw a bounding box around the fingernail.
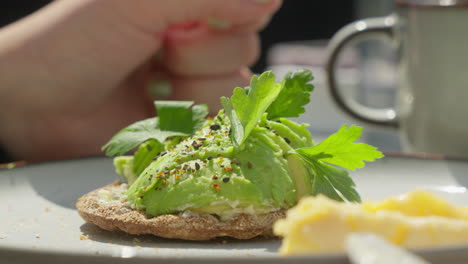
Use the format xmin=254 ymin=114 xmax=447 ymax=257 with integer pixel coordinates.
xmin=206 ymin=17 xmax=231 ymax=29
xmin=147 ymin=78 xmax=172 ymax=99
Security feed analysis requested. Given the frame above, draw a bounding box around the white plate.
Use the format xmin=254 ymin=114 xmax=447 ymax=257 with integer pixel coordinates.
xmin=2 ymin=155 xmax=468 ymax=264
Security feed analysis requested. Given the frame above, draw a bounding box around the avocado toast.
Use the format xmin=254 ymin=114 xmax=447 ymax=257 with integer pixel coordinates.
xmin=76 ymin=70 xmax=383 ymax=240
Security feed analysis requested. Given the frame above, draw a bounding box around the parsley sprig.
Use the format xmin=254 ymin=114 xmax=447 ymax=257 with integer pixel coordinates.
xmin=221 ymin=71 xmax=283 ymax=146
xmin=293 ymin=125 xmax=384 ymax=202
xmin=221 ymin=70 xmax=383 ymax=202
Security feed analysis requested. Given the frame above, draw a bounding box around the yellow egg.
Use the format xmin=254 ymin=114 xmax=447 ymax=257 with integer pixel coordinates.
xmin=274 ymin=191 xmax=468 ymax=255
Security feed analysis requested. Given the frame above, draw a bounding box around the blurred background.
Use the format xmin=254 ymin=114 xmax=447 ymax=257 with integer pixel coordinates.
xmin=1 ymin=1 xmax=394 ymax=72
xmin=0 ymin=0 xmax=400 ymax=162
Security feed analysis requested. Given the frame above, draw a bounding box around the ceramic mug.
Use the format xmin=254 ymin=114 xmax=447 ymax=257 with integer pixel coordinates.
xmin=326 ymin=0 xmax=468 ymax=157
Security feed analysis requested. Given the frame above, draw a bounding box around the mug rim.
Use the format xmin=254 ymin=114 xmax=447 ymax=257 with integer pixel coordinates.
xmin=396 ymin=0 xmax=468 ymax=8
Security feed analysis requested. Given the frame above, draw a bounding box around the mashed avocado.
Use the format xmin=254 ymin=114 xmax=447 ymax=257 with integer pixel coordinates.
xmin=117 ymin=113 xmax=314 ymax=218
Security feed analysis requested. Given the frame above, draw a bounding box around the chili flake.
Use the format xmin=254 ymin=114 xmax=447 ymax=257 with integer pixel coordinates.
xmin=213 ymin=183 xmax=220 ymax=190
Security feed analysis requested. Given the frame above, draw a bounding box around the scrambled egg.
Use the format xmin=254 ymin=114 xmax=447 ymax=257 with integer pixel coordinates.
xmin=274 ymin=190 xmax=468 ymax=255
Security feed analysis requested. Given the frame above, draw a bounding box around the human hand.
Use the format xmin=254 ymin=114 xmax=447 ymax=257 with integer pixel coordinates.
xmin=0 ymin=0 xmax=282 ymax=161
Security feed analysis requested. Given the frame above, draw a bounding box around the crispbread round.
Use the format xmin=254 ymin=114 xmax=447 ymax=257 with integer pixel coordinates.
xmin=76 ymin=181 xmax=286 ymax=240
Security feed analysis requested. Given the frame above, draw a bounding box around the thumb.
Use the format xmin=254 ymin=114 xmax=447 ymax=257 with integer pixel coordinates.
xmin=121 ymin=0 xmax=282 ymax=34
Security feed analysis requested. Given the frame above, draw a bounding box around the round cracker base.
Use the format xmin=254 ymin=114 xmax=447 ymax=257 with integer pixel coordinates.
xmin=76 ymin=181 xmax=286 ymax=240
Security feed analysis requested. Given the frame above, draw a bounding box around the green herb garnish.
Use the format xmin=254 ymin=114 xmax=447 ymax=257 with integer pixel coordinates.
xmin=102 ymin=101 xmax=207 ymax=156
xmin=221 ymin=71 xmax=283 ymax=146
xmin=295 ymin=125 xmax=384 ymax=171
xmin=266 ymin=69 xmax=314 ymax=119
xmin=220 ymin=70 xmax=383 ymax=202
xmin=293 ymin=125 xmax=384 ymax=202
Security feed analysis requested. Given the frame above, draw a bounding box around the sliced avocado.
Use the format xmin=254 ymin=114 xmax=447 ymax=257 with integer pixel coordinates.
xmin=113 ymin=156 xmax=137 ymax=185
xmin=123 ymin=112 xmax=315 ymax=218
xmin=286 ymin=154 xmax=312 ymax=199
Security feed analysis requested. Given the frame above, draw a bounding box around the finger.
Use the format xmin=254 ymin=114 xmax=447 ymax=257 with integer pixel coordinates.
xmin=128 ymin=0 xmax=283 ymax=33
xmin=167 ymin=67 xmax=252 ymax=113
xmin=163 ymin=29 xmax=259 ymax=76
xmin=230 ymin=14 xmax=273 ymax=33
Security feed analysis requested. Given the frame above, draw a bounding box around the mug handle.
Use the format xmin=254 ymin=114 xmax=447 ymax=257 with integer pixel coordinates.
xmin=326 ymin=15 xmax=398 ymax=127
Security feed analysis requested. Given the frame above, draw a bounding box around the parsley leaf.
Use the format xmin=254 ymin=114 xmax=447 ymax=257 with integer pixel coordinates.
xmin=293 ymin=124 xmax=383 ymax=202
xmin=295 ymin=125 xmax=384 ymax=170
xmin=308 ymin=160 xmax=361 ymax=202
xmin=267 ymin=69 xmax=314 ymax=119
xmin=102 ymin=101 xmax=208 ymax=156
xmin=221 ymin=71 xmax=283 ymax=146
xmin=157 ymin=101 xmax=208 ymax=134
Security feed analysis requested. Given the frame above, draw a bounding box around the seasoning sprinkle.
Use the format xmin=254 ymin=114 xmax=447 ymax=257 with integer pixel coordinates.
xmin=207 ymin=156 xmax=213 ymax=160
xmin=247 ymin=162 xmax=253 ymax=169
xmin=213 ymin=183 xmax=220 ymax=190
xmin=192 ymin=142 xmax=202 ymax=150
xmin=195 ymin=163 xmax=201 ymax=170
xmin=283 ymin=137 xmax=291 ymax=144
xmin=210 ymin=123 xmax=221 ymax=131
xmin=212 ymin=175 xmax=219 ymax=180
xmin=223 ymin=167 xmax=233 ymax=172
xmin=222 ymin=177 xmax=230 ymax=183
